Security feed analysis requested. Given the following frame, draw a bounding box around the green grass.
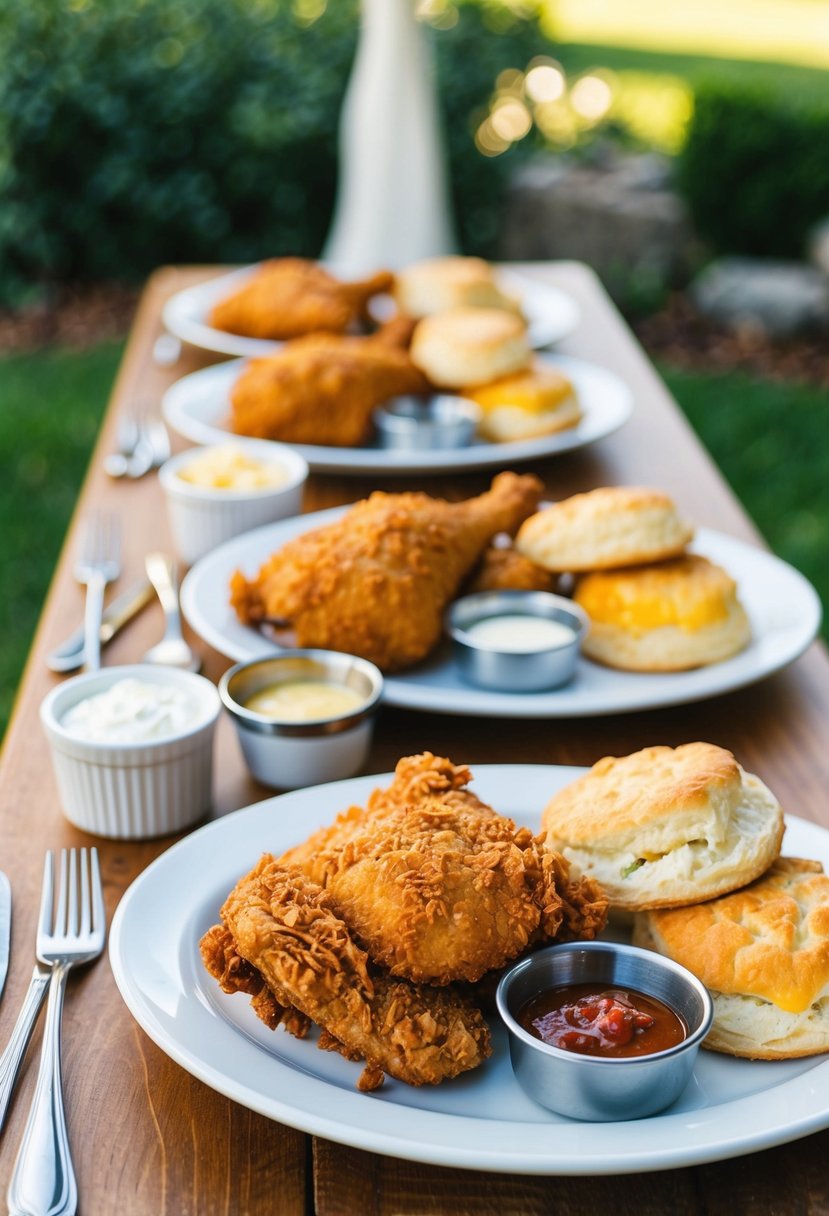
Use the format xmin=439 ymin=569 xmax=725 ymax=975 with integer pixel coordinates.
xmin=0 ymin=342 xmax=122 ymax=733
xmin=659 ymin=365 xmax=829 ymax=632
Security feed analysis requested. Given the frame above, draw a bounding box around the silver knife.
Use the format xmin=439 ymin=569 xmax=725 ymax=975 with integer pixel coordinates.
xmin=0 ymin=872 xmax=9 ymax=1001
xmin=46 ymin=577 xmax=154 ymax=673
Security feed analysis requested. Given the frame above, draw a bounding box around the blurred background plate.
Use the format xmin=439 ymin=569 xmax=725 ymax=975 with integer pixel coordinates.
xmin=161 ymin=264 xmax=581 ymax=359
xmin=161 ymin=352 xmax=632 ymax=475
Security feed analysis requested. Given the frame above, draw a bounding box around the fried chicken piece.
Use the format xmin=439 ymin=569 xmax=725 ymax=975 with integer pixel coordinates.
xmin=280 ymin=753 xmax=493 ymax=871
xmin=280 ymin=754 xmax=609 ymax=986
xmin=230 ymin=323 xmax=430 ymax=447
xmin=463 ymin=544 xmax=557 ymax=595
xmin=230 ymin=472 xmax=543 ymax=671
xmin=204 ymin=857 xmax=491 ymax=1090
xmin=200 ymin=922 xmax=310 ymax=1036
xmin=209 ymin=257 xmax=393 ymax=340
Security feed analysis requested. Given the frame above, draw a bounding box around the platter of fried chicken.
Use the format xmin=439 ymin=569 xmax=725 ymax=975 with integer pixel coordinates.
xmin=108 ymin=751 xmax=829 ymax=1173
xmin=160 ymin=256 xmax=627 ymax=474
xmin=179 ymin=475 xmax=821 ymax=718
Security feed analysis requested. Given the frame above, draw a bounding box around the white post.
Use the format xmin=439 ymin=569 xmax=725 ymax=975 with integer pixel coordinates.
xmin=322 ymin=0 xmax=457 ymax=275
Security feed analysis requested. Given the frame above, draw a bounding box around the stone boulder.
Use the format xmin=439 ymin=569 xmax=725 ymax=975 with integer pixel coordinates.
xmin=499 ymin=150 xmax=694 ymax=292
xmin=690 ymin=257 xmax=829 ymax=340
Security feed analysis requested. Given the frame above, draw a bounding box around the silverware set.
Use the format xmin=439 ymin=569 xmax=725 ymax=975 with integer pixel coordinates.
xmin=104 ymin=402 xmax=170 ymax=480
xmin=0 ymin=850 xmax=106 ymax=1216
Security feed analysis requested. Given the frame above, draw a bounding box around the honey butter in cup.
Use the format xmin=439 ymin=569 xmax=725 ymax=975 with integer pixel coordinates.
xmin=159 ymin=439 xmax=308 ymax=564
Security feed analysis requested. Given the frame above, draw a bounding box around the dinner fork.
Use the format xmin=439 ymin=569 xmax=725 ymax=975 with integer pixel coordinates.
xmin=74 ymin=511 xmax=121 ymax=672
xmin=7 ymin=849 xmax=106 ymax=1216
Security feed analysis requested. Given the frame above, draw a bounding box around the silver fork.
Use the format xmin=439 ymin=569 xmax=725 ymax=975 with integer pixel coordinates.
xmin=74 ymin=511 xmax=121 ymax=672
xmin=7 ymin=849 xmax=106 ymax=1216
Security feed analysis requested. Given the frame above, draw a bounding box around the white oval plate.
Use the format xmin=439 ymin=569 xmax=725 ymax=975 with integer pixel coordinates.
xmin=162 ymin=352 xmax=632 ymax=476
xmin=180 ymin=510 xmax=821 ymax=718
xmin=161 ymin=265 xmax=582 ymax=359
xmin=109 ymin=766 xmax=829 ymax=1175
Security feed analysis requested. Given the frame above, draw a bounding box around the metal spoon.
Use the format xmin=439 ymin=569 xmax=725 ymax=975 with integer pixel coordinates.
xmin=142 ymin=552 xmax=201 ymax=672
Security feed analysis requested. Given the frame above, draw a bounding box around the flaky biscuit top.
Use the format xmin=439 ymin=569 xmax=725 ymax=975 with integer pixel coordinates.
xmin=640 ymin=859 xmax=829 ymax=1013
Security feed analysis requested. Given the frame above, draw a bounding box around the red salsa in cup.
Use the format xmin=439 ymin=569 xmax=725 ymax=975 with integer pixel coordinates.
xmin=518 ymin=983 xmax=687 ymax=1058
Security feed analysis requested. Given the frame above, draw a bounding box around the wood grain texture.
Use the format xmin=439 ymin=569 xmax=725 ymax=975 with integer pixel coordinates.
xmin=1 ymin=263 xmax=827 ymax=1215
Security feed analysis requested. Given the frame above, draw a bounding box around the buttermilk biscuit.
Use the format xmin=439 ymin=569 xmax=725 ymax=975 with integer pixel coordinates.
xmin=394 ymin=256 xmax=522 ymax=319
xmin=633 ymin=859 xmax=829 ymax=1059
xmin=462 ymin=363 xmax=581 ymax=442
xmin=542 ymin=742 xmax=784 ymax=911
xmin=515 ymin=487 xmax=693 ymax=573
xmin=572 ymin=554 xmax=751 ymax=672
xmin=409 ymin=308 xmax=531 ymax=389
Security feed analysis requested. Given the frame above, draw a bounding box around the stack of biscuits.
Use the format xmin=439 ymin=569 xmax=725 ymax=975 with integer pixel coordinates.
xmin=542 ymin=742 xmax=829 ymax=1061
xmin=395 ymin=256 xmax=582 ymax=444
xmin=515 ymin=486 xmax=752 ymax=672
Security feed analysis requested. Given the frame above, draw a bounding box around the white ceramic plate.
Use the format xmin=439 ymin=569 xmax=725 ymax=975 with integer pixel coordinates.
xmin=180 ymin=510 xmax=821 ymax=718
xmin=161 ymin=352 xmax=632 ymax=476
xmin=109 ymin=766 xmax=829 ymax=1175
xmin=161 ymin=265 xmax=582 ymax=359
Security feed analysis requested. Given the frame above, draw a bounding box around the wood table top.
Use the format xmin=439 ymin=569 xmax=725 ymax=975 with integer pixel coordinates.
xmin=2 ymin=261 xmax=827 ymax=1215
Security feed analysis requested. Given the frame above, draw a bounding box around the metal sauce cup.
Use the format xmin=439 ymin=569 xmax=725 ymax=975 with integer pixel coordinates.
xmin=373 ymin=395 xmax=482 ymax=450
xmin=446 ymin=590 xmax=587 ymax=692
xmin=496 ymin=942 xmax=714 ymax=1122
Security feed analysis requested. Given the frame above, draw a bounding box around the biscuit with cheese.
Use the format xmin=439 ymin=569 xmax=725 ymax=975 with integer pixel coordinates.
xmin=542 ymin=742 xmax=784 ymax=911
xmin=462 ymin=363 xmax=581 ymax=442
xmin=572 ymin=554 xmax=750 ymax=672
xmin=394 ymin=256 xmax=522 ymax=319
xmin=410 ymin=308 xmax=531 ymax=389
xmin=515 ymin=487 xmax=693 ymax=573
xmin=633 ymin=858 xmax=829 ymax=1058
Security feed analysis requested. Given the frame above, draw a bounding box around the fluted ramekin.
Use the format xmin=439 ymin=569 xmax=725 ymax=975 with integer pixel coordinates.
xmin=40 ymin=664 xmax=221 ymax=839
xmin=159 ymin=438 xmax=308 ymax=565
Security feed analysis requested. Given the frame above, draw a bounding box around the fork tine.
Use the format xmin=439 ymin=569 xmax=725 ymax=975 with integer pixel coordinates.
xmin=38 ymin=852 xmax=54 ymax=939
xmin=67 ymin=849 xmax=79 ymax=937
xmin=55 ymin=849 xmax=69 ymax=937
xmin=90 ymin=848 xmax=104 ymax=937
xmin=79 ymin=849 xmax=91 ymax=937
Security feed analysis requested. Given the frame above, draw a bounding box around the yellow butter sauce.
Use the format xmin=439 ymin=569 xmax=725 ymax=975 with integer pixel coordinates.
xmin=245 ymin=680 xmax=365 ymax=722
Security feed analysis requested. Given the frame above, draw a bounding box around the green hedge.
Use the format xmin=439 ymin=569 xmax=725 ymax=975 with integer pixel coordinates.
xmin=0 ymin=0 xmax=549 ymax=303
xmin=678 ymin=83 xmax=829 ymax=258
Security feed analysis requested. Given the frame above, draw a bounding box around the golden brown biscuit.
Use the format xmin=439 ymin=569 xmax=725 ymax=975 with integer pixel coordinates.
xmin=572 ymin=554 xmax=751 ymax=672
xmin=462 ymin=363 xmax=581 ymax=442
xmin=633 ymin=859 xmax=829 ymax=1059
xmin=515 ymin=487 xmax=693 ymax=573
xmin=410 ymin=308 xmax=531 ymax=389
xmin=394 ymin=256 xmax=522 ymax=319
xmin=542 ymin=742 xmax=784 ymax=910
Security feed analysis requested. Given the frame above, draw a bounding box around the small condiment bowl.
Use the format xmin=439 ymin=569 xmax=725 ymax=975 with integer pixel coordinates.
xmin=496 ymin=942 xmax=713 ymax=1122
xmin=373 ymin=394 xmax=482 ymax=450
xmin=446 ymin=590 xmax=588 ymax=692
xmin=40 ymin=664 xmax=221 ymax=839
xmin=219 ymin=650 xmax=384 ymax=790
xmin=158 ymin=438 xmax=308 ymax=565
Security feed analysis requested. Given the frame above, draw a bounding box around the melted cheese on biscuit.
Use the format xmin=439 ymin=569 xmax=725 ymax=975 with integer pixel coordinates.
xmin=464 ymin=365 xmax=574 ymax=415
xmin=574 ymin=555 xmax=735 ymax=634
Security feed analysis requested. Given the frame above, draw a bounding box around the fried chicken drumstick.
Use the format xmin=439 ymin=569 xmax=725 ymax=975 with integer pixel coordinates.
xmin=200 ymin=857 xmax=492 ymax=1091
xmin=229 ymin=319 xmax=428 ymax=447
xmin=209 ymin=257 xmax=393 ymax=341
xmin=230 ymin=472 xmax=543 ymax=671
xmin=279 ymin=753 xmax=609 ymax=985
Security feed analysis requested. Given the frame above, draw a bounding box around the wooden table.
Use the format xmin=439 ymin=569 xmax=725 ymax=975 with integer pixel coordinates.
xmin=2 ymin=262 xmax=828 ymax=1215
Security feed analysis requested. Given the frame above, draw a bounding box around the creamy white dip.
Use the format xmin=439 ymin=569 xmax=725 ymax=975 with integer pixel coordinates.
xmin=62 ymin=678 xmax=198 ymax=742
xmin=465 ymin=614 xmax=575 ymax=653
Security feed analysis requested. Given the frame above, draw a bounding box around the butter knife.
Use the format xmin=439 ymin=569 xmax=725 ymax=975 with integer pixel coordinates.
xmin=0 ymin=872 xmax=9 ymax=1002
xmin=46 ymin=578 xmax=154 ymax=673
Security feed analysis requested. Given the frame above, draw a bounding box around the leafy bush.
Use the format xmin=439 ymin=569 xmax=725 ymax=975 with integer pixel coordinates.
xmin=0 ymin=0 xmax=551 ymax=302
xmin=677 ymin=83 xmax=829 ymax=258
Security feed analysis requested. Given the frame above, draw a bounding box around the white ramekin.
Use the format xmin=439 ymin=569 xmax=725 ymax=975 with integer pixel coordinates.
xmin=158 ymin=439 xmax=309 ymax=565
xmin=40 ymin=664 xmax=222 ymax=839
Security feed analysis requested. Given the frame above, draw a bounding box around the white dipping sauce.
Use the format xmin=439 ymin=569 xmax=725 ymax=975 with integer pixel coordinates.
xmin=465 ymin=614 xmax=575 ymax=653
xmin=62 ymin=678 xmax=198 ymax=742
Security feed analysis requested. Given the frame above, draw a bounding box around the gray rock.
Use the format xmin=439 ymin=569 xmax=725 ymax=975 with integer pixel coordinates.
xmin=690 ymin=257 xmax=829 ymax=339
xmin=499 ymin=152 xmax=694 ymax=294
